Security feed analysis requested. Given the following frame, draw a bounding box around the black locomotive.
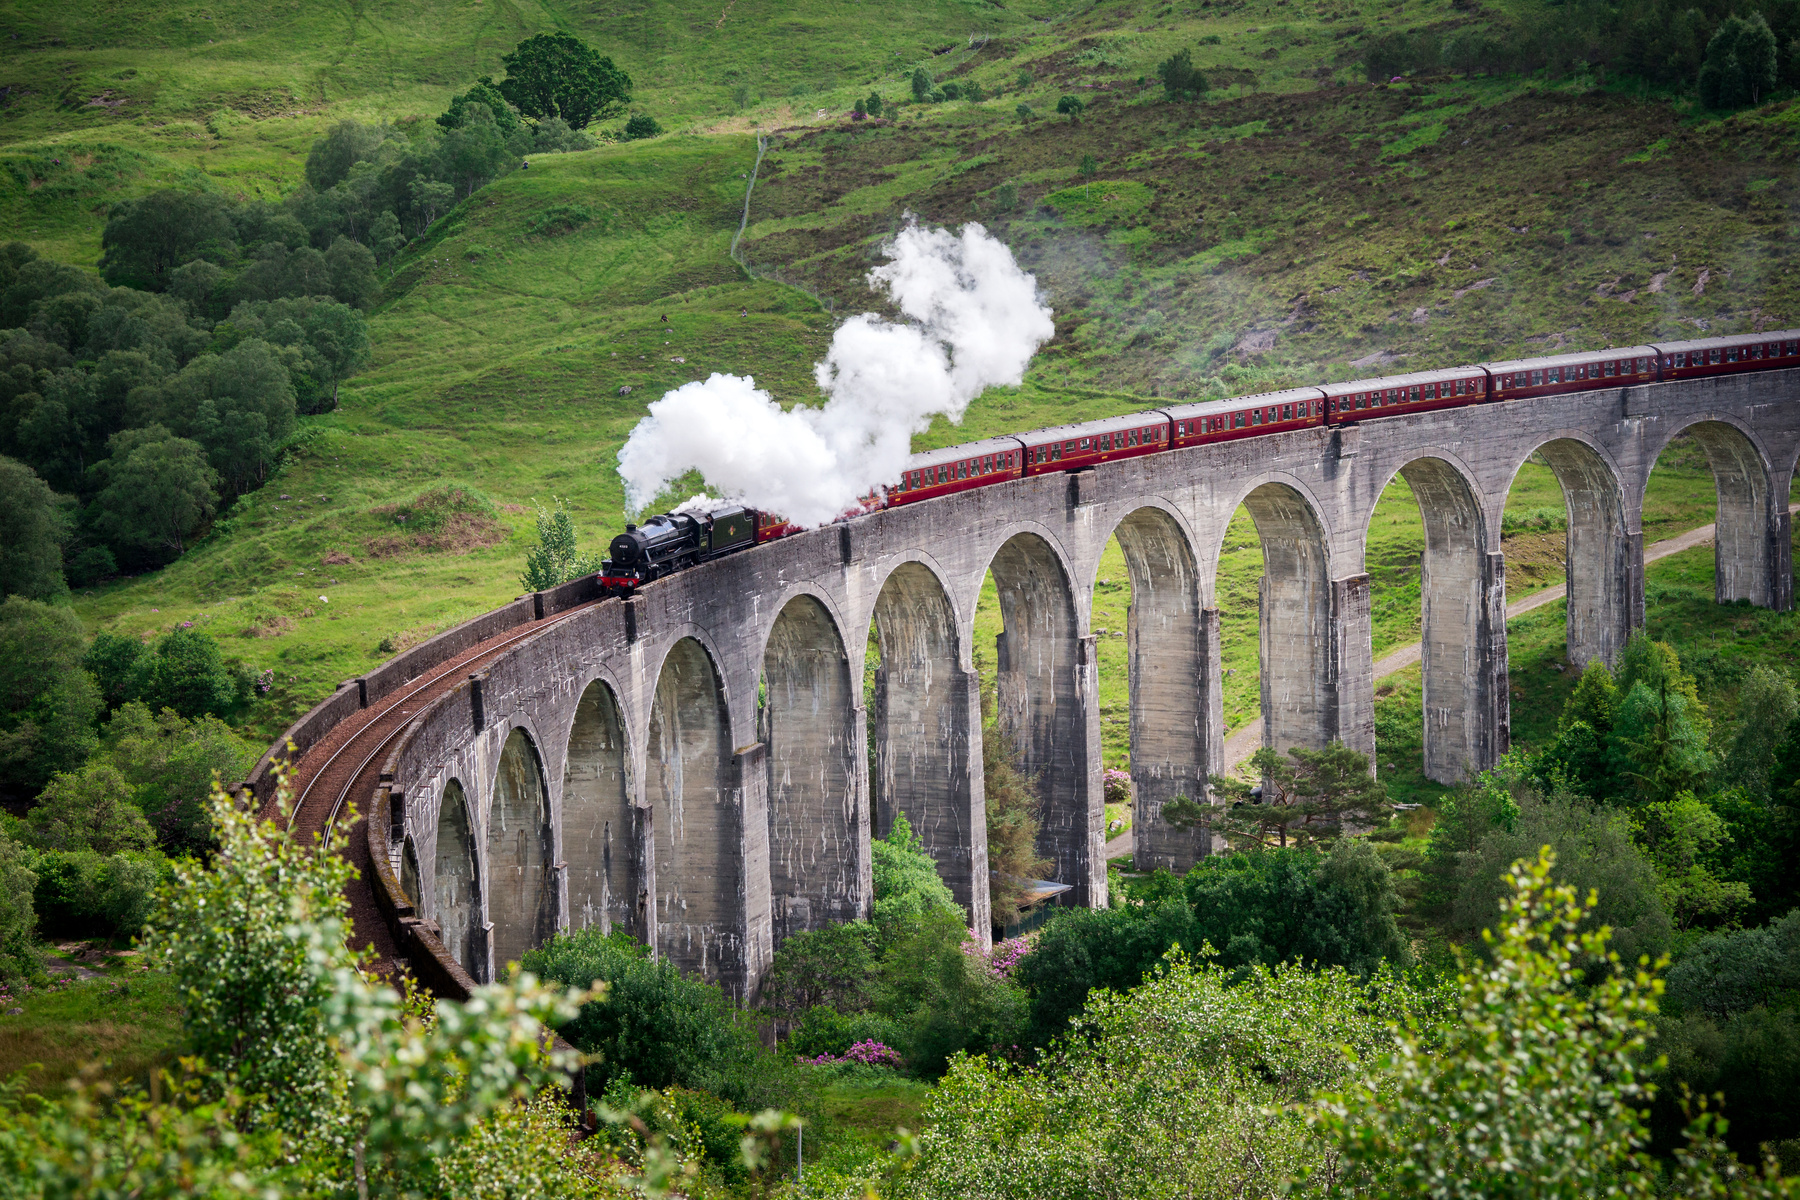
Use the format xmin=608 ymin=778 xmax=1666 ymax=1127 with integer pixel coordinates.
xmin=599 ymin=503 xmax=756 ymax=595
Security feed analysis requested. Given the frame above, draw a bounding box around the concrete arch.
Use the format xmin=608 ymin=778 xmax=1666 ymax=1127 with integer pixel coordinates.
xmin=761 ymin=594 xmax=865 ymax=945
xmin=647 ymin=636 xmax=740 ymax=983
xmin=1370 ymin=456 xmax=1507 ymax=782
xmin=1648 ymin=417 xmax=1785 ymax=609
xmin=1509 ymin=436 xmax=1633 ymax=668
xmin=432 ymin=779 xmax=483 ymax=981
xmin=868 ymin=558 xmax=987 ymax=935
xmin=1105 ymin=505 xmax=1218 ymax=874
xmin=563 ymin=678 xmax=634 ymax=936
xmin=1236 ymin=481 xmax=1341 ymax=758
xmin=988 ymin=530 xmax=1102 ymax=909
xmin=487 ymin=727 xmax=556 ymax=972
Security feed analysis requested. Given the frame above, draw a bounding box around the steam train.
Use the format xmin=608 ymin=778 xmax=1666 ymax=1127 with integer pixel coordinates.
xmin=598 ymin=329 xmax=1800 ymax=595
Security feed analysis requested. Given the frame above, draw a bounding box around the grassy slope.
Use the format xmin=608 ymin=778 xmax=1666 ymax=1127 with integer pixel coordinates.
xmin=2 ymin=0 xmax=1796 ymax=750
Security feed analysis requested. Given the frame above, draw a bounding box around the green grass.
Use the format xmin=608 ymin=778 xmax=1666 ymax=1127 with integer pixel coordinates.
xmin=0 ymin=962 xmax=184 ymax=1096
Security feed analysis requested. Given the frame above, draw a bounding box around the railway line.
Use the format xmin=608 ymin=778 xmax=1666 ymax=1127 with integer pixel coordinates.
xmin=271 ymin=600 xmax=601 ymax=971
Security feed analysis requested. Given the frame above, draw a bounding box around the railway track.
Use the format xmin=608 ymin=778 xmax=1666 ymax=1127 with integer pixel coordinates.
xmin=277 ymin=602 xmax=599 ymax=971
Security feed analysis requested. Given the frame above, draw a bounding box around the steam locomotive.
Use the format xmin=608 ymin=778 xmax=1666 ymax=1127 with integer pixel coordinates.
xmin=598 ymin=328 xmax=1800 ymax=597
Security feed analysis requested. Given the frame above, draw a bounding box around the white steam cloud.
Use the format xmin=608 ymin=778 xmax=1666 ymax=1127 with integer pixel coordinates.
xmin=616 ymin=219 xmax=1054 ymax=529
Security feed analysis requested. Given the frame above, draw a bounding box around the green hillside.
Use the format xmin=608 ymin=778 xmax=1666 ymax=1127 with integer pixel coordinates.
xmin=4 ymin=0 xmax=1798 ymax=744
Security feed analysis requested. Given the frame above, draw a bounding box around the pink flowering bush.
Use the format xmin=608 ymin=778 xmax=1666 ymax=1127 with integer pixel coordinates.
xmin=1103 ymin=768 xmax=1133 ymax=806
xmin=961 ymin=936 xmax=1031 ymax=979
xmin=798 ymin=1039 xmax=904 ymax=1070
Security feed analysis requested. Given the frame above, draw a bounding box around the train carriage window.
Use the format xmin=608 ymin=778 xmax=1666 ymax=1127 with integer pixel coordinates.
xmin=1280 ymin=404 xmax=1292 ymax=420
xmin=1710 ymin=348 xmax=1722 ymax=363
xmin=1050 ymin=444 xmax=1062 ymax=461
xmin=1727 ymin=346 xmax=1740 ymax=362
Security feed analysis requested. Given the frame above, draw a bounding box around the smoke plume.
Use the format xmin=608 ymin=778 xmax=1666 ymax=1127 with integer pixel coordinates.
xmin=616 ymin=219 xmax=1054 ymax=528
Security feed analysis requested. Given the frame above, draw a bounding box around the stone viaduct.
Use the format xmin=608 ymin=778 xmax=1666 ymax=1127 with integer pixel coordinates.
xmin=261 ymin=369 xmax=1799 ymax=1001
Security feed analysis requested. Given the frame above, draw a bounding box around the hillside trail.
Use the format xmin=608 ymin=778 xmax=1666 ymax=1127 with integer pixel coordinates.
xmin=1102 ymin=504 xmax=1800 ymax=863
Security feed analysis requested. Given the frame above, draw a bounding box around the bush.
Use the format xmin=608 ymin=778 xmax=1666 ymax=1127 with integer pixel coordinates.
xmin=0 ymin=596 xmax=101 ymax=803
xmin=787 ymin=1005 xmax=906 ymax=1060
xmin=1156 ymin=48 xmax=1209 ymax=98
xmin=0 ymin=455 xmax=67 ymax=602
xmin=911 ymin=67 xmax=933 ymax=100
xmin=1055 ymin=94 xmax=1085 ymax=118
xmin=31 ymin=847 xmax=163 ymax=940
xmin=0 ymin=829 xmax=39 ymax=983
xmin=1698 ymin=14 xmax=1778 ymax=109
xmin=623 ymin=113 xmax=662 ymax=140
xmin=26 ymin=762 xmax=157 ymax=855
xmin=116 ymin=627 xmax=250 ymax=720
xmin=519 ymin=497 xmax=601 ymax=591
xmin=763 ymin=921 xmax=878 ymax=1017
xmin=871 ymin=811 xmax=961 ymax=934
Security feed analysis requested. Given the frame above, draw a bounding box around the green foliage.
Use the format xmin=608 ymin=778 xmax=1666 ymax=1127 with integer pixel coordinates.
xmin=520 ymin=927 xmax=797 ymax=1113
xmin=864 ymin=91 xmax=884 ymax=117
xmin=438 ymin=77 xmax=523 ymax=137
xmin=982 ymin=702 xmax=1048 ymax=918
xmin=1721 ymin=665 xmax=1797 ymax=799
xmin=624 ymin=114 xmax=664 ymax=141
xmin=97 ymin=700 xmax=256 ymax=853
xmin=29 ymin=847 xmax=162 ymax=940
xmin=141 ymin=778 xmax=356 ymax=1131
xmin=871 ymin=811 xmax=961 ymax=934
xmin=1699 ymin=14 xmax=1779 ymax=109
xmin=1638 ymin=791 xmax=1752 ymax=929
xmin=762 ymin=920 xmax=878 ymax=1017
xmin=1418 ymin=758 xmax=1522 ymax=917
xmin=217 ymin=296 xmax=372 ymax=414
xmin=0 ymin=595 xmax=100 ymax=803
xmin=26 ymin=762 xmax=156 ymax=855
xmin=518 ymin=497 xmax=600 ymax=592
xmin=876 ymin=905 xmax=1027 ymax=1076
xmin=0 ymin=829 xmax=39 ymax=984
xmin=1156 ymin=47 xmax=1209 ymax=98
xmin=914 ymin=952 xmax=1444 ymax=1197
xmin=1019 ymin=841 xmax=1408 ymax=1045
xmin=526 ymin=204 xmax=594 ymax=238
xmin=1450 ymin=783 xmax=1673 ymax=969
xmin=1055 ymin=94 xmax=1085 ymax=118
xmin=1316 ymin=847 xmax=1795 ymax=1199
xmin=911 ymin=67 xmax=933 ymax=101
xmin=88 ymin=427 xmax=218 ymax=562
xmin=1206 ymin=741 xmax=1391 ymax=850
xmin=99 ymin=192 xmax=237 ymax=293
xmin=99 ymin=627 xmax=250 ymax=722
xmin=1665 ymin=908 xmax=1800 ymax=1020
xmin=0 ymin=455 xmax=67 ymax=602
xmin=787 ymin=1005 xmax=905 ymax=1060
xmin=498 ymin=33 xmax=633 ymax=131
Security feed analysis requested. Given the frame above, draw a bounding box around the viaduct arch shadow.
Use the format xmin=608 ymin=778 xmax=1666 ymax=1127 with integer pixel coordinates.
xmin=432 ymin=779 xmax=482 ymax=981
xmin=563 ymin=680 xmax=634 ymax=936
xmin=1110 ymin=507 xmax=1215 ymax=874
xmin=1241 ymin=483 xmax=1336 ymax=757
xmin=1386 ymin=458 xmax=1509 ymax=782
xmin=1530 ymin=439 xmax=1632 ymax=668
xmin=761 ymin=595 xmax=864 ymax=946
xmin=989 ymin=532 xmax=1100 ymax=909
xmin=1668 ymin=420 xmax=1782 ymax=609
xmin=647 ymin=638 xmax=740 ymax=983
xmin=487 ymin=729 xmax=556 ymax=973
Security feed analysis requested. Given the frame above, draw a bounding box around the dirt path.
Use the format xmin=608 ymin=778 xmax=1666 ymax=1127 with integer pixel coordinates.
xmin=1102 ymin=508 xmax=1794 ymax=862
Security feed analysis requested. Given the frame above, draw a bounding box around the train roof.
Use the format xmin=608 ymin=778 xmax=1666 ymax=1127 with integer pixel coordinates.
xmin=1483 ymin=345 xmax=1659 ymax=374
xmin=1016 ymin=408 xmax=1176 ymax=445
xmin=1319 ymin=366 xmax=1486 ymax=396
xmin=1158 ymin=386 xmax=1326 ymax=422
xmin=1649 ymin=329 xmax=1800 ymax=355
xmin=904 ymin=434 xmax=1028 ymax=469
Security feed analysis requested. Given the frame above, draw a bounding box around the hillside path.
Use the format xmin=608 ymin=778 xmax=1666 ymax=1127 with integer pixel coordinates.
xmin=1102 ymin=507 xmax=1797 ymax=862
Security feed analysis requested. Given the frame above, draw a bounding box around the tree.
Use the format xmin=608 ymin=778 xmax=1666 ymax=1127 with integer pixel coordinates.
xmin=88 ymin=426 xmax=218 ymax=560
xmin=1205 ymin=741 xmax=1390 ymax=850
xmin=98 ymin=700 xmax=256 ymax=852
xmin=1056 ymin=94 xmax=1085 ymax=119
xmin=496 ymin=33 xmax=633 ymax=130
xmin=1317 ymin=847 xmax=1795 ymax=1200
xmin=368 ymin=210 xmax=406 ymax=264
xmin=1157 ymin=47 xmax=1209 ymax=98
xmin=530 ymin=116 xmax=596 ymax=154
xmin=26 ymin=762 xmax=157 ymax=855
xmin=1637 ymin=791 xmax=1751 ymax=929
xmin=303 ymin=119 xmax=393 ymax=192
xmin=0 ymin=454 xmax=67 ymax=600
xmin=124 ymin=627 xmax=248 ymax=720
xmin=1614 ymin=679 xmax=1714 ymax=804
xmin=865 ymin=91 xmax=884 ymax=117
xmin=161 ymin=339 xmax=296 ymax=493
xmin=911 ymin=67 xmax=933 ymax=101
xmin=871 ymin=810 xmax=960 ymax=934
xmin=623 ymin=113 xmax=663 ymax=140
xmin=1016 ymin=102 xmax=1036 ymax=121
xmin=0 ymin=828 xmax=37 ymax=984
xmin=762 ymin=921 xmax=879 ymax=1016
xmin=982 ymin=686 xmax=1049 ymax=917
xmin=325 ymin=235 xmax=378 ymax=310
xmin=1698 ymin=13 xmax=1779 ymax=109
xmin=435 ymin=103 xmax=520 ymax=198
xmin=409 ymin=174 xmax=457 ymax=230
xmin=436 ymin=77 xmax=522 ymax=137
xmin=0 ymin=595 xmax=100 ymax=803
xmin=1722 ymin=665 xmax=1798 ymax=799
xmin=99 ymin=191 xmax=237 ymax=292
xmin=519 ymin=497 xmax=601 ymax=591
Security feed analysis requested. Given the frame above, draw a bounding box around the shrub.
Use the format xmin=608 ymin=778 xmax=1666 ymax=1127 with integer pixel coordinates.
xmin=787 ymin=1005 xmax=906 ymax=1060
xmin=1016 ymin=102 xmax=1036 ymax=121
xmin=870 ymin=811 xmax=960 ymax=935
xmin=1698 ymin=14 xmax=1778 ymax=109
xmin=32 ymin=848 xmax=164 ymax=940
xmin=0 ymin=829 xmax=38 ymax=983
xmin=26 ymin=762 xmax=157 ymax=855
xmin=1156 ymin=48 xmax=1209 ymax=98
xmin=526 ymin=203 xmax=593 ymax=237
xmin=1056 ymin=94 xmax=1085 ymax=118
xmin=623 ymin=113 xmax=662 ymax=140
xmin=763 ymin=921 xmax=878 ymax=1017
xmin=911 ymin=67 xmax=933 ymax=100
xmin=519 ymin=496 xmax=601 ymax=591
